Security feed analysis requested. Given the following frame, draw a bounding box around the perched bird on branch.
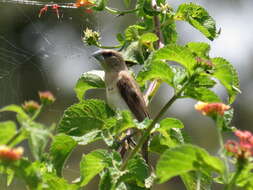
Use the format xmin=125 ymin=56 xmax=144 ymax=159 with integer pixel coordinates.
xmin=92 ymin=49 xmax=150 ymax=161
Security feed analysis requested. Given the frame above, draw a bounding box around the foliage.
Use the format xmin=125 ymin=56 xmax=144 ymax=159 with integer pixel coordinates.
xmin=1 ymin=0 xmax=251 ymax=190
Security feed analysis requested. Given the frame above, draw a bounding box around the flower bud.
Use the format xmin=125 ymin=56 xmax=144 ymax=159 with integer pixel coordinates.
xmin=0 ymin=145 xmax=23 ymax=161
xmin=39 ymin=91 xmax=55 ymax=105
xmin=22 ymin=100 xmax=40 ymax=115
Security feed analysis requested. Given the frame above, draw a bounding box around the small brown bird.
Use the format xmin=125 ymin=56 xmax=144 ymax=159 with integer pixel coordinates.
xmin=92 ymin=49 xmax=150 ymax=160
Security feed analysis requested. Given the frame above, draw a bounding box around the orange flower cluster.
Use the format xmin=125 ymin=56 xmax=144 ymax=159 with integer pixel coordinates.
xmin=39 ymin=91 xmax=55 ymax=105
xmin=0 ymin=145 xmax=23 ymax=161
xmin=195 ymin=101 xmax=230 ymax=116
xmin=225 ymin=130 xmax=253 ymax=158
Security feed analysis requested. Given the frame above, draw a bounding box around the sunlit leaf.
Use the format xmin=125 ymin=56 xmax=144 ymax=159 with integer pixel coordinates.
xmin=186 ymin=42 xmax=210 ymax=58
xmin=137 ymin=60 xmax=174 ymax=86
xmin=79 ymin=149 xmax=109 ymax=186
xmin=74 ymin=70 xmax=105 ymax=101
xmin=175 ymin=3 xmax=217 ymax=40
xmin=212 ymin=57 xmax=240 ymax=104
xmin=150 ymin=45 xmax=196 ymax=72
xmin=156 ymin=144 xmax=224 ymax=183
xmin=183 ymin=87 xmax=221 ymax=102
xmin=58 ymin=99 xmax=115 ymax=136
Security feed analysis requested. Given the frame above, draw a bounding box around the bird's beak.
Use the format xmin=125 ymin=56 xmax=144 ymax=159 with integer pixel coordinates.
xmin=92 ymin=50 xmax=104 ymax=62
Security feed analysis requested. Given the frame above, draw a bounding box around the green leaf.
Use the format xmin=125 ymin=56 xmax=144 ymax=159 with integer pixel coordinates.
xmin=27 ymin=123 xmax=51 ymax=161
xmin=192 ymin=75 xmax=216 ymax=88
xmin=125 ymin=155 xmax=149 ymax=183
xmin=139 ymin=33 xmax=158 ymax=47
xmin=137 ymin=60 xmax=174 ymax=86
xmin=58 ymin=99 xmax=115 ymax=136
xmin=175 ymin=3 xmax=217 ymax=40
xmin=216 ymin=109 xmax=235 ymax=132
xmin=99 ymin=170 xmax=113 ymax=190
xmin=236 ymin=163 xmax=253 ymax=189
xmin=112 ymin=111 xmax=135 ymax=134
xmin=154 ymin=118 xmax=185 ymax=148
xmin=156 ymin=144 xmax=224 ymax=183
xmin=43 ymin=172 xmax=79 ymax=190
xmin=0 ymin=105 xmax=29 ymax=120
xmin=183 ymin=87 xmax=221 ymax=102
xmin=0 ymin=121 xmax=16 ymax=144
xmin=79 ymin=149 xmax=109 ymax=187
xmin=212 ymin=57 xmax=240 ymax=103
xmin=72 ymin=129 xmax=102 ymax=145
xmin=125 ymin=25 xmax=145 ymax=42
xmin=74 ymin=70 xmax=105 ymax=101
xmin=149 ymin=134 xmax=169 ymax=154
xmin=150 ymin=45 xmax=196 ymax=72
xmin=50 ymin=134 xmax=77 ymax=177
xmin=161 ymin=17 xmax=178 ymax=45
xmin=159 ymin=118 xmax=184 ymax=130
xmin=186 ymin=42 xmax=210 ymax=58
xmin=121 ymin=41 xmax=144 ymax=65
xmin=181 ymin=171 xmax=212 ymax=190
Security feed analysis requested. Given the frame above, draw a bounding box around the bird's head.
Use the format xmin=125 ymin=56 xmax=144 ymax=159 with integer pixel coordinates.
xmin=92 ymin=50 xmax=127 ymax=72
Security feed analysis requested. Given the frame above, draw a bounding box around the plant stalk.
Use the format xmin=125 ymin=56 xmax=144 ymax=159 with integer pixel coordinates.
xmin=216 ymin=120 xmax=230 ymax=185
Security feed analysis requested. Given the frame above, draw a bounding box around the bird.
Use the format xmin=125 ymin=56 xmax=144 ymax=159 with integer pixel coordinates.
xmin=92 ymin=49 xmax=150 ymax=161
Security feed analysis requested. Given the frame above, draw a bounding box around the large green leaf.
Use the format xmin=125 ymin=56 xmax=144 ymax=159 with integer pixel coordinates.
xmin=212 ymin=57 xmax=240 ymax=104
xmin=50 ymin=134 xmax=77 ymax=177
xmin=125 ymin=155 xmax=149 ymax=183
xmin=79 ymin=149 xmax=110 ymax=187
xmin=150 ymin=45 xmax=196 ymax=72
xmin=74 ymin=70 xmax=105 ymax=101
xmin=0 ymin=121 xmax=16 ymax=144
xmin=175 ymin=3 xmax=217 ymax=40
xmin=186 ymin=42 xmax=210 ymax=58
xmin=58 ymin=99 xmax=115 ymax=136
xmin=156 ymin=144 xmax=224 ymax=184
xmin=137 ymin=60 xmax=174 ymax=86
xmin=183 ymin=87 xmax=221 ymax=102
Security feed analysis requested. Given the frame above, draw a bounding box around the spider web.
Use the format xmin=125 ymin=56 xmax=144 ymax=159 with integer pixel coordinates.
xmin=0 ymin=1 xmax=99 ymax=115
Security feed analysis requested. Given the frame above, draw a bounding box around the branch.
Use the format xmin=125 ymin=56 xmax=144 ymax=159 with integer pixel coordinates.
xmin=144 ymin=0 xmax=164 ymax=104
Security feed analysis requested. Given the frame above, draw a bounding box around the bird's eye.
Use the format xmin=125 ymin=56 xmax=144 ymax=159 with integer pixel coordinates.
xmin=103 ymin=52 xmax=113 ymax=58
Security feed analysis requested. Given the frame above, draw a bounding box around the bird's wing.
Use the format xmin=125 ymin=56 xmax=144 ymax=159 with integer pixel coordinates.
xmin=117 ymin=72 xmax=149 ymax=122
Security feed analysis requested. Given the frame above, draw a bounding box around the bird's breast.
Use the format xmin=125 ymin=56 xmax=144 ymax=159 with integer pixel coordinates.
xmin=106 ymin=86 xmax=129 ymax=111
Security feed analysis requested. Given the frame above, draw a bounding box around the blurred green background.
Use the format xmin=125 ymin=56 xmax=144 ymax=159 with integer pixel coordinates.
xmin=0 ymin=0 xmax=252 ymax=189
